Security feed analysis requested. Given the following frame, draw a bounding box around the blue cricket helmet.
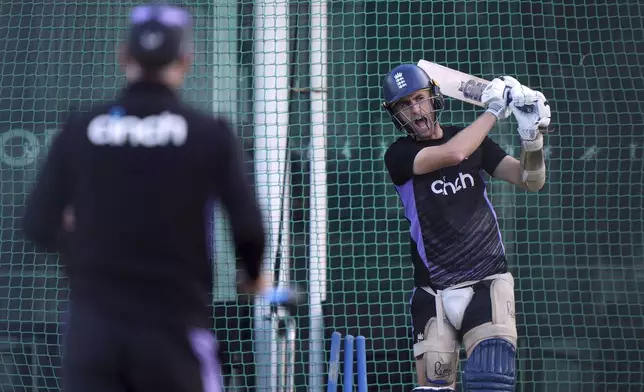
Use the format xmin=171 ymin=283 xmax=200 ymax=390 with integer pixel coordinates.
xmin=381 ymin=64 xmax=444 ymax=135
xmin=382 ymin=64 xmax=442 ymax=107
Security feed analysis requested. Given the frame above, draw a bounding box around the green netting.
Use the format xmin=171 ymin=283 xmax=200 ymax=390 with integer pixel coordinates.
xmin=1 ymin=1 xmax=643 ymax=391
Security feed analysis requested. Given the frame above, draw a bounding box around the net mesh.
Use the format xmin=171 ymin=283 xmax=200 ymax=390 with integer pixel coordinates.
xmin=1 ymin=1 xmax=643 ymax=391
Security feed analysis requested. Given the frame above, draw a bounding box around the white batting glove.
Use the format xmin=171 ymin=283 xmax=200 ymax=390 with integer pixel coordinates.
xmin=497 ymin=75 xmax=523 ymax=118
xmin=481 ymin=78 xmax=511 ymax=120
xmin=500 ymin=75 xmax=522 ymax=90
xmin=510 ymin=87 xmax=551 ymax=142
xmin=535 ymin=91 xmax=551 ymax=129
xmin=509 ymin=83 xmax=540 ymax=108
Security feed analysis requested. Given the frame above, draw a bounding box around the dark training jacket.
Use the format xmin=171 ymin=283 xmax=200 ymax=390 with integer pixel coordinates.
xmin=22 ymin=81 xmax=265 ymax=328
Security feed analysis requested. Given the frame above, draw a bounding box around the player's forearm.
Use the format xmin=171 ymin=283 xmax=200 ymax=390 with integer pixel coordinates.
xmin=23 ymin=216 xmax=65 ymax=253
xmin=413 ymin=112 xmax=498 ymax=175
xmin=447 ymin=112 xmax=498 ymax=160
xmin=229 ymin=207 xmax=265 ymax=281
xmin=445 ymin=75 xmax=508 ymax=161
xmin=519 ymin=134 xmax=546 ymax=191
xmin=225 ymin=184 xmax=266 ymax=281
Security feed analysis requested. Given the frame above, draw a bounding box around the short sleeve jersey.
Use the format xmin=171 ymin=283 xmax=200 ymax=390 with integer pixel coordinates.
xmin=384 ymin=125 xmax=509 ymax=290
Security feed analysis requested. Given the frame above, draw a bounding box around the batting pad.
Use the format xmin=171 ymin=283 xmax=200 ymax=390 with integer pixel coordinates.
xmin=462 ymin=338 xmax=516 ymax=392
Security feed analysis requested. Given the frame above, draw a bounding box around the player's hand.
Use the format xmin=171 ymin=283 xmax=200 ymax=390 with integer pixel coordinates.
xmin=510 ymin=87 xmax=551 ymax=141
xmin=62 ymin=205 xmax=75 ymax=232
xmin=497 ymin=75 xmax=523 ymax=118
xmin=508 ymin=83 xmax=540 ymax=110
xmin=535 ymin=91 xmax=551 ymax=129
xmin=481 ymin=78 xmax=511 ymax=120
xmin=500 ymin=75 xmax=522 ymax=91
xmin=261 ymin=285 xmax=301 ymax=307
xmin=239 ymin=275 xmax=269 ymax=295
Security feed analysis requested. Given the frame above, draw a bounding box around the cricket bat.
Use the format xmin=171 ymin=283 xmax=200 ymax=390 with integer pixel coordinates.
xmin=418 ymin=60 xmax=553 ymax=132
xmin=417 ymin=60 xmax=493 ymax=107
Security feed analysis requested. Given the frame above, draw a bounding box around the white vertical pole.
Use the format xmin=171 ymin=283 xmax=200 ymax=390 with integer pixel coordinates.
xmin=211 ymin=0 xmax=239 ymax=303
xmin=253 ymin=0 xmax=290 ymax=390
xmin=277 ymin=156 xmax=292 ymax=391
xmin=309 ymin=0 xmax=328 ymax=389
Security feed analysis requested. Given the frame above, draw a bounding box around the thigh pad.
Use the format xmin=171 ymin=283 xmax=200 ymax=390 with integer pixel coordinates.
xmin=463 ymin=273 xmax=517 ymax=355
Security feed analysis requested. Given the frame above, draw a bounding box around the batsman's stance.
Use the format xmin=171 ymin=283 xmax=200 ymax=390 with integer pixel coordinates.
xmin=381 ymin=64 xmax=551 ymax=392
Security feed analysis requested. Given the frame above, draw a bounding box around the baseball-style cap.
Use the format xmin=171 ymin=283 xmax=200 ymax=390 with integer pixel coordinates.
xmin=126 ymin=4 xmax=193 ymax=70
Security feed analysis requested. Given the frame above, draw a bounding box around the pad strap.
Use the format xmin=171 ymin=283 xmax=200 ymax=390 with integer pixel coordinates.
xmin=412 ymin=326 xmax=457 ymax=358
xmin=463 ymin=323 xmax=517 ymax=355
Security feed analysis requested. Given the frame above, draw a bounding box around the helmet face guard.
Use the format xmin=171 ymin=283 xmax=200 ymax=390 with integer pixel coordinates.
xmin=385 ymin=93 xmax=444 ymax=138
xmin=381 ymin=64 xmax=445 ymax=139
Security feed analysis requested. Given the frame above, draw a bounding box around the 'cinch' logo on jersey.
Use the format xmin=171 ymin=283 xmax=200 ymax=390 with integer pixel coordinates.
xmin=87 ymin=111 xmax=188 ymax=147
xmin=431 ymin=172 xmax=475 ymax=195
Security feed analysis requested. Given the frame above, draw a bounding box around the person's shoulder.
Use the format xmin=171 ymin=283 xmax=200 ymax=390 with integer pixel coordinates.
xmin=440 ymin=124 xmax=466 ymax=138
xmin=386 ymin=135 xmax=418 ymax=151
xmin=64 ymin=101 xmax=111 ymax=121
xmin=383 ymin=135 xmax=428 ymax=185
xmin=177 ymin=105 xmax=242 ymax=147
xmin=384 ymin=135 xmax=417 ymax=159
xmin=176 ymin=103 xmax=234 ymax=131
xmin=59 ymin=102 xmax=118 ymax=135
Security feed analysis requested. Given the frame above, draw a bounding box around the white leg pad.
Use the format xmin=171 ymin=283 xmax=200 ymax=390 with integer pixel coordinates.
xmin=413 ymin=317 xmax=459 ymax=387
xmin=463 ymin=273 xmax=518 ymax=355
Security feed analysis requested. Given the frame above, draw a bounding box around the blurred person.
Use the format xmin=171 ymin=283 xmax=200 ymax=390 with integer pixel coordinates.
xmin=21 ymin=4 xmax=279 ymax=391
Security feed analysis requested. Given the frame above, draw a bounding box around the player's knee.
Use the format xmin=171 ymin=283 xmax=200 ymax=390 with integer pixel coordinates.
xmin=462 ymin=338 xmax=516 ymax=392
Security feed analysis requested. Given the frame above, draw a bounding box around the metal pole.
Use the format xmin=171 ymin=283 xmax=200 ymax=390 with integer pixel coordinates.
xmin=309 ymin=0 xmax=328 ymax=389
xmin=253 ymin=0 xmax=290 ymax=390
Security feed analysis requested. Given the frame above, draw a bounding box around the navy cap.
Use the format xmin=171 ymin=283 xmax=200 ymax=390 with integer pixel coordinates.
xmin=126 ymin=4 xmax=193 ymax=70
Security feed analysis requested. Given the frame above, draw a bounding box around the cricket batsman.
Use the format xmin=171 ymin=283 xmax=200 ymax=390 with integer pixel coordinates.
xmin=380 ymin=63 xmax=551 ymax=391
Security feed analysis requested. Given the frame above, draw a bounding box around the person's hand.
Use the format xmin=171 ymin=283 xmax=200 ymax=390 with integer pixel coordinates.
xmin=509 ymin=87 xmax=552 ymax=142
xmin=239 ymin=276 xmax=268 ymax=295
xmin=481 ymin=77 xmax=511 ymax=120
xmin=62 ymin=206 xmax=75 ymax=232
